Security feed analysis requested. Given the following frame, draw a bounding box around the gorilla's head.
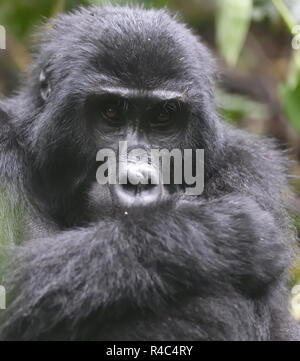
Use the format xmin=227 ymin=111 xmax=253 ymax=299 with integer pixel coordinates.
xmin=15 ymin=6 xmax=223 ymax=227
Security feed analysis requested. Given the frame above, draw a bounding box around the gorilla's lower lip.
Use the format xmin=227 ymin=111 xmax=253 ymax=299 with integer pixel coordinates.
xmin=113 ymin=181 xmax=164 ymax=207
xmin=112 ymin=159 xmax=164 ymax=207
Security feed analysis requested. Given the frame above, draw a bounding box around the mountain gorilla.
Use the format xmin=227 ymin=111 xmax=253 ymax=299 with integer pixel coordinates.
xmin=0 ymin=5 xmax=299 ymax=341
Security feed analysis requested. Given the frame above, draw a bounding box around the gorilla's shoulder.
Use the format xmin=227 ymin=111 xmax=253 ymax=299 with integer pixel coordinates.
xmin=212 ymin=125 xmax=290 ymax=214
xmin=223 ymin=125 xmax=288 ymax=177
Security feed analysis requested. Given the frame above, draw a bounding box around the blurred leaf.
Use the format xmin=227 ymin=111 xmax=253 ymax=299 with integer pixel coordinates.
xmin=279 ymin=77 xmax=300 ymax=135
xmin=0 ymin=0 xmax=89 ymax=42
xmin=7 ymin=34 xmax=31 ymax=71
xmin=216 ymin=89 xmax=269 ymax=125
xmin=88 ymin=0 xmax=106 ymax=5
xmin=252 ymin=0 xmax=279 ymax=22
xmin=216 ymin=0 xmax=253 ymax=66
xmin=51 ymin=0 xmax=66 ymax=17
xmin=290 ymin=247 xmax=300 ymax=285
xmin=272 ymin=0 xmax=295 ymax=32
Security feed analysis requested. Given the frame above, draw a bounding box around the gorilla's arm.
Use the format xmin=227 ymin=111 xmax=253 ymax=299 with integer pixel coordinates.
xmin=0 ymin=194 xmax=293 ymax=340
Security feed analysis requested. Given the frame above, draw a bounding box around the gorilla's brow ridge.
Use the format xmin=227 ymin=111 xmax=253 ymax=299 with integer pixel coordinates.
xmin=97 ymin=86 xmax=188 ymax=102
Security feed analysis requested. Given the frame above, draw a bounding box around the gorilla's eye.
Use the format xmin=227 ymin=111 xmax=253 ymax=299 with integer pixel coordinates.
xmin=157 ymin=110 xmax=171 ymax=123
xmin=101 ymin=100 xmax=126 ymax=125
xmin=151 ymin=101 xmax=179 ymax=130
xmin=103 ymin=106 xmax=119 ymax=120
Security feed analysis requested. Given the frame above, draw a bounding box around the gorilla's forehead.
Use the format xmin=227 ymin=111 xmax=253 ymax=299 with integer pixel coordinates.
xmin=95 ymin=37 xmax=185 ymax=82
xmin=86 ymin=11 xmax=194 ymax=88
xmin=42 ymin=6 xmax=205 ymax=90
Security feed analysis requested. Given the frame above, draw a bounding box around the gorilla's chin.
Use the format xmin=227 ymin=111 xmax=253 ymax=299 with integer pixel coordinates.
xmin=88 ymin=181 xmax=177 ymax=219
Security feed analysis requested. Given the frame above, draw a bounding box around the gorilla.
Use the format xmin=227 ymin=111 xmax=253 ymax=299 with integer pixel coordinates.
xmin=0 ymin=5 xmax=299 ymax=341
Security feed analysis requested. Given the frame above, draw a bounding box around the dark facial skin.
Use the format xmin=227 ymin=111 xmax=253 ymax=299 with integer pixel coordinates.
xmin=86 ymin=89 xmax=188 ymax=148
xmin=84 ymin=88 xmax=191 ymax=213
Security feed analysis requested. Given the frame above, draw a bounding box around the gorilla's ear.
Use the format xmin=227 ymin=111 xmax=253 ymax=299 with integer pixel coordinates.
xmin=39 ymin=67 xmax=52 ymax=101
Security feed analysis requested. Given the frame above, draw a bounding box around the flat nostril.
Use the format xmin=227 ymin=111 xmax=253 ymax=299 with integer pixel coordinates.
xmin=121 ymin=180 xmax=157 ymax=195
xmin=114 ymin=162 xmax=163 ymax=206
xmin=120 ymin=162 xmax=160 ymax=185
xmin=127 ymin=163 xmax=152 ymax=185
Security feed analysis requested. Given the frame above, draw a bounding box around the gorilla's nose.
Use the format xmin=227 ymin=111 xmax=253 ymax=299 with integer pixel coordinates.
xmin=114 ymin=162 xmax=163 ymax=207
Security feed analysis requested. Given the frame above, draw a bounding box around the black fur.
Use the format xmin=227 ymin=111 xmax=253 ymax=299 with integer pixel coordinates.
xmin=0 ymin=5 xmax=299 ymax=340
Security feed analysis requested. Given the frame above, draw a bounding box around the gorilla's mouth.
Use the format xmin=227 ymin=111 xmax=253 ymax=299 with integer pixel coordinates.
xmin=113 ymin=181 xmax=164 ymax=207
xmin=112 ymin=161 xmax=165 ymax=207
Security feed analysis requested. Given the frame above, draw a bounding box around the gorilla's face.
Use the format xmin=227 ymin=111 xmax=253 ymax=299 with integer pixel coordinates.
xmin=85 ymin=87 xmax=190 ymax=209
xmin=25 ymin=8 xmax=219 ymax=226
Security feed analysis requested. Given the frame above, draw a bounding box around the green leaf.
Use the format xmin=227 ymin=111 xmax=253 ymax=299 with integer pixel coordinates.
xmin=279 ymin=77 xmax=300 ymax=135
xmin=216 ymin=88 xmax=269 ymax=125
xmin=216 ymin=0 xmax=253 ymax=66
